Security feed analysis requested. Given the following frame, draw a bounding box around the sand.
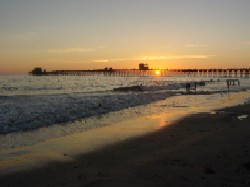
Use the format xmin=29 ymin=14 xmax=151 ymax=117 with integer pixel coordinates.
xmin=0 ymin=102 xmax=250 ymax=187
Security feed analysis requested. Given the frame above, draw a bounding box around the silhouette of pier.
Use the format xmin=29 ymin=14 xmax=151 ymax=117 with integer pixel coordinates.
xmin=29 ymin=68 xmax=250 ymax=78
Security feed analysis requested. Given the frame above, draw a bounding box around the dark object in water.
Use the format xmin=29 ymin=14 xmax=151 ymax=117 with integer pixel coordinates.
xmin=113 ymin=86 xmax=142 ymax=92
xmin=227 ymin=79 xmax=240 ymax=92
xmin=181 ymin=91 xmax=211 ymax=95
xmin=198 ymin=81 xmax=205 ymax=86
xmin=186 ymin=83 xmax=191 ymax=92
xmin=185 ymin=81 xmax=205 ymax=92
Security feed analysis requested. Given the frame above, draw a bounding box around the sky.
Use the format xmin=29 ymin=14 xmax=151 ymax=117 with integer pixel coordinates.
xmin=0 ymin=0 xmax=250 ymax=73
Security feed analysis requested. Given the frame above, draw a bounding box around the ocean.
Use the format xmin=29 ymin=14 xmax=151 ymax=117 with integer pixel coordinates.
xmin=1 ymin=75 xmax=250 ymax=149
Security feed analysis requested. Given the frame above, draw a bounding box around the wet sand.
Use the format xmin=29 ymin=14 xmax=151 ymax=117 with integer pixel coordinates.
xmin=0 ymin=102 xmax=250 ymax=187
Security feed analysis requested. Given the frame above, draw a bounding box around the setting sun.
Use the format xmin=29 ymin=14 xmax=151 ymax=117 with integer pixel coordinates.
xmin=155 ymin=70 xmax=161 ymax=75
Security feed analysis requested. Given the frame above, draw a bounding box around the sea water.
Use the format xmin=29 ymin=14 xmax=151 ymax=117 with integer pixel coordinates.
xmin=0 ymin=74 xmax=250 ymax=149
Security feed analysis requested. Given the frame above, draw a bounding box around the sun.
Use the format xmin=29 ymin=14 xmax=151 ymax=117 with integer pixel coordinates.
xmin=155 ymin=70 xmax=161 ymax=75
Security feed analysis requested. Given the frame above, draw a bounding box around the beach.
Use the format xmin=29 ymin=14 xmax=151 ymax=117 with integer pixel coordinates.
xmin=0 ymin=91 xmax=250 ymax=186
xmin=0 ymin=75 xmax=250 ymax=187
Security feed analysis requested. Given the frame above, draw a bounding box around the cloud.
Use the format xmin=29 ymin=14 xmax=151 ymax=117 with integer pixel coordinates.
xmin=93 ymin=55 xmax=211 ymax=63
xmin=97 ymin=46 xmax=107 ymax=49
xmin=185 ymin=44 xmax=208 ymax=47
xmin=138 ymin=55 xmax=209 ymax=60
xmin=92 ymin=58 xmax=132 ymax=63
xmin=92 ymin=59 xmax=110 ymax=63
xmin=47 ymin=48 xmax=95 ymax=53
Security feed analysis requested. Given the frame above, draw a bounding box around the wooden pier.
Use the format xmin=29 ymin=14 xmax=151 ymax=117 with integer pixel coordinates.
xmin=29 ymin=68 xmax=250 ymax=78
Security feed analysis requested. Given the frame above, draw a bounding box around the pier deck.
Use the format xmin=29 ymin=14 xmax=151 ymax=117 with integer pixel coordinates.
xmin=29 ymin=68 xmax=250 ymax=78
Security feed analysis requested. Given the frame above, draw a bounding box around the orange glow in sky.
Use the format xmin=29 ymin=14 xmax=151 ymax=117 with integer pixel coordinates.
xmin=0 ymin=1 xmax=250 ymax=74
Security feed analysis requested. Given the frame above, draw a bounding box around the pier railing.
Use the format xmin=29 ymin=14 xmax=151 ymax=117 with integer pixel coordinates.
xmin=29 ymin=68 xmax=250 ymax=78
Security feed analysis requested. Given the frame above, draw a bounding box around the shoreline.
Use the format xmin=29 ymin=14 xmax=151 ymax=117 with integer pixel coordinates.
xmin=0 ymin=91 xmax=249 ymax=186
xmin=1 ymin=90 xmax=250 ymax=150
xmin=0 ymin=100 xmax=250 ymax=186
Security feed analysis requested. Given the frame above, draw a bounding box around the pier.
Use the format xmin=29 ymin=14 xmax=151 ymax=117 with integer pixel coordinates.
xmin=30 ymin=67 xmax=250 ymax=78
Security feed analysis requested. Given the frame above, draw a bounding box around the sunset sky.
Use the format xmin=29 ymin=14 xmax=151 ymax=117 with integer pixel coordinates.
xmin=0 ymin=0 xmax=250 ymax=73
